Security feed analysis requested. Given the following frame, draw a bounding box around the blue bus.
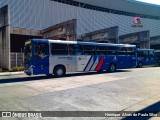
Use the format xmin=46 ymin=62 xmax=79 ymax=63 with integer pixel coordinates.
xmin=24 ymin=39 xmax=136 ymax=77
xmin=155 ymin=50 xmax=160 ymax=66
xmin=136 ymin=49 xmax=156 ymax=68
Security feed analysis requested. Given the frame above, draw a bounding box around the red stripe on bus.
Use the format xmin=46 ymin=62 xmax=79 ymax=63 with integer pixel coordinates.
xmin=95 ymin=57 xmax=104 ymax=71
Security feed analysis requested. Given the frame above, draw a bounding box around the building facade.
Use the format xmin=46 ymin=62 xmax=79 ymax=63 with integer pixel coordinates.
xmin=0 ymin=0 xmax=160 ymax=69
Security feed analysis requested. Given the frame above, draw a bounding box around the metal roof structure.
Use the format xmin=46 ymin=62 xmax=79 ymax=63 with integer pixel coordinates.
xmin=74 ymin=0 xmax=160 ymax=17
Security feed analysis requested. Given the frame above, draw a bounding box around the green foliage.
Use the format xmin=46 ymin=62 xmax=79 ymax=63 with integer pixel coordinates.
xmin=0 ymin=68 xmax=2 ymax=72
xmin=10 ymin=66 xmax=24 ymax=72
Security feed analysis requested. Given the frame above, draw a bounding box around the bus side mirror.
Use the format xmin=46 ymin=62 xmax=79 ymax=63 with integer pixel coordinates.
xmin=40 ymin=54 xmax=45 ymax=59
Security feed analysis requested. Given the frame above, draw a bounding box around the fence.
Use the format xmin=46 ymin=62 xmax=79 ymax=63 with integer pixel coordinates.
xmin=11 ymin=53 xmax=24 ymax=68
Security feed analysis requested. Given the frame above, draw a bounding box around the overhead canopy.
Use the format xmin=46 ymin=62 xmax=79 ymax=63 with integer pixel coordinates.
xmin=74 ymin=0 xmax=160 ymax=17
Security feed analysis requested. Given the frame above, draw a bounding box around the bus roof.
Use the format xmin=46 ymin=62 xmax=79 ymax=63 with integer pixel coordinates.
xmin=155 ymin=50 xmax=160 ymax=52
xmin=31 ymin=39 xmax=136 ymax=47
xmin=137 ymin=49 xmax=155 ymax=51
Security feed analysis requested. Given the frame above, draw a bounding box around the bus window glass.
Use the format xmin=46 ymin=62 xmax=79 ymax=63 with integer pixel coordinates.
xmin=69 ymin=44 xmax=83 ymax=55
xmin=137 ymin=51 xmax=143 ymax=57
xmin=127 ymin=47 xmax=135 ymax=55
xmin=51 ymin=43 xmax=68 ymax=55
xmin=35 ymin=43 xmax=49 ymax=60
xmin=83 ymin=45 xmax=95 ymax=55
xmin=108 ymin=46 xmax=117 ymax=55
xmin=24 ymin=43 xmax=32 ymax=62
xmin=118 ymin=47 xmax=127 ymax=55
xmin=96 ymin=46 xmax=107 ymax=55
xmin=143 ymin=51 xmax=148 ymax=57
xmin=155 ymin=51 xmax=160 ymax=58
xmin=148 ymin=51 xmax=154 ymax=57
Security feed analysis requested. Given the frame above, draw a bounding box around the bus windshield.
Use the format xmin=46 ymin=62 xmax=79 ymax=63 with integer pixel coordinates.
xmin=24 ymin=42 xmax=32 ymax=63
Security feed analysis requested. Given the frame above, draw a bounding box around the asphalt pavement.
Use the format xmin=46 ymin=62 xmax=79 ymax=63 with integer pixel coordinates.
xmin=0 ymin=67 xmax=160 ymax=120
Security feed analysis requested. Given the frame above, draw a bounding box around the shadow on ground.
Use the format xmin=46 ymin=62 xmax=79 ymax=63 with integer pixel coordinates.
xmin=122 ymin=101 xmax=160 ymax=120
xmin=0 ymin=69 xmax=131 ymax=84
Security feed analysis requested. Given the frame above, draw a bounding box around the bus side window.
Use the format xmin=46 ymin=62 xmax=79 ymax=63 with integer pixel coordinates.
xmin=138 ymin=51 xmax=143 ymax=57
xmin=68 ymin=44 xmax=83 ymax=55
xmin=69 ymin=45 xmax=75 ymax=55
xmin=51 ymin=43 xmax=68 ymax=55
xmin=143 ymin=51 xmax=148 ymax=57
xmin=148 ymin=51 xmax=154 ymax=57
xmin=83 ymin=45 xmax=96 ymax=55
xmin=127 ymin=47 xmax=135 ymax=55
xmin=36 ymin=43 xmax=49 ymax=60
xmin=107 ymin=46 xmax=117 ymax=55
xmin=96 ymin=46 xmax=107 ymax=55
xmin=118 ymin=47 xmax=127 ymax=55
xmin=75 ymin=45 xmax=83 ymax=55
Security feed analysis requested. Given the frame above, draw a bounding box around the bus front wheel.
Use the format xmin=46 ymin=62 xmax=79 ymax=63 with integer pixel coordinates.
xmin=137 ymin=62 xmax=143 ymax=68
xmin=109 ymin=64 xmax=116 ymax=72
xmin=54 ymin=66 xmax=66 ymax=77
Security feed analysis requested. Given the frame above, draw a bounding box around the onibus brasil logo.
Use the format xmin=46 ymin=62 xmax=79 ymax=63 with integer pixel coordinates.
xmin=132 ymin=17 xmax=143 ymax=27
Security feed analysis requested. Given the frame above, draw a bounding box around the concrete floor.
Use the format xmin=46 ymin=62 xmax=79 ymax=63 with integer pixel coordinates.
xmin=0 ymin=67 xmax=160 ymax=120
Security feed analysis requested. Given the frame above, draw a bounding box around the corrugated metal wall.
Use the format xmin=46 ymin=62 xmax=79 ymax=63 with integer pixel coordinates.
xmin=0 ymin=0 xmax=160 ymax=37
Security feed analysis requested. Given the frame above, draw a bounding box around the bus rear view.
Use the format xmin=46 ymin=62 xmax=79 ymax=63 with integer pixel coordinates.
xmin=155 ymin=50 xmax=160 ymax=66
xmin=136 ymin=49 xmax=156 ymax=68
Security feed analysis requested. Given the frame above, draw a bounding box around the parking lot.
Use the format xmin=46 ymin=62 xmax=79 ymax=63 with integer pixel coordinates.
xmin=0 ymin=67 xmax=160 ymax=120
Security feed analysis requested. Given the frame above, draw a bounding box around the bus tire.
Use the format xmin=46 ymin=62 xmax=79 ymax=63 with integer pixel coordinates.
xmin=53 ymin=65 xmax=66 ymax=77
xmin=109 ymin=63 xmax=116 ymax=72
xmin=137 ymin=62 xmax=143 ymax=68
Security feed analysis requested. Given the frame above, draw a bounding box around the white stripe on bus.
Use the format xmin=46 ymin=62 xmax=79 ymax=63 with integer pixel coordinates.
xmin=91 ymin=57 xmax=99 ymax=71
xmin=85 ymin=57 xmax=94 ymax=71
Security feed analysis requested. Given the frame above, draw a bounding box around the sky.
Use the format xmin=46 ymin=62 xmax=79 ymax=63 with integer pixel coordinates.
xmin=135 ymin=0 xmax=160 ymax=5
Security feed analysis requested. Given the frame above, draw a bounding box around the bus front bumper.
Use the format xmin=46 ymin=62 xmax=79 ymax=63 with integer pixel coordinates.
xmin=24 ymin=66 xmax=33 ymax=76
xmin=24 ymin=69 xmax=32 ymax=76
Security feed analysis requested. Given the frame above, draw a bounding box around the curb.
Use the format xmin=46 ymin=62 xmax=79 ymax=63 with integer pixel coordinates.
xmin=0 ymin=72 xmax=24 ymax=76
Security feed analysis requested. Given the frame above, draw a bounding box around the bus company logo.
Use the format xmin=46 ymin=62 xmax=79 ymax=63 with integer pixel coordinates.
xmin=72 ymin=57 xmax=81 ymax=61
xmin=78 ymin=57 xmax=81 ymax=61
xmin=134 ymin=17 xmax=141 ymax=25
xmin=131 ymin=17 xmax=143 ymax=27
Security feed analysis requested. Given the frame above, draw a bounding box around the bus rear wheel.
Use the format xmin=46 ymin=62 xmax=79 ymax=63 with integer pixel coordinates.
xmin=54 ymin=66 xmax=66 ymax=77
xmin=109 ymin=64 xmax=116 ymax=72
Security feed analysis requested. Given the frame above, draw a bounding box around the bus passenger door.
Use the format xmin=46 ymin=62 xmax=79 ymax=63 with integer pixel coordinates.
xmin=117 ymin=47 xmax=128 ymax=69
xmin=32 ymin=42 xmax=49 ymax=75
